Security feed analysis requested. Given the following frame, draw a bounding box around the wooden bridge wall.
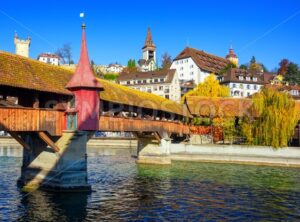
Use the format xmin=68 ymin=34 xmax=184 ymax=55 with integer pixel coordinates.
xmin=0 ymin=107 xmax=190 ymax=136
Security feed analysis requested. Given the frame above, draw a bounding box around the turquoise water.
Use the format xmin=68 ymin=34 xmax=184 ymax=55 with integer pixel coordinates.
xmin=0 ymin=148 xmax=300 ymax=221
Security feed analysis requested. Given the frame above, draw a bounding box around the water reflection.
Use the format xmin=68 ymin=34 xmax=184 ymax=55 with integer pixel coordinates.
xmin=19 ymin=192 xmax=88 ymax=222
xmin=0 ymin=146 xmax=300 ymax=221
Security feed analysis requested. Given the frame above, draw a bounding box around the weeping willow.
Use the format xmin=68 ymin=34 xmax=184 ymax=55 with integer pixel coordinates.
xmin=242 ymin=88 xmax=299 ymax=148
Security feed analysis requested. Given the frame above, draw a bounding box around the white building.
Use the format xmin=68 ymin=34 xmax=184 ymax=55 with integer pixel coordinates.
xmin=138 ymin=27 xmax=157 ymax=72
xmin=37 ymin=53 xmax=61 ymax=65
xmin=171 ymin=47 xmax=230 ymax=84
xmin=14 ymin=33 xmax=31 ymax=58
xmin=107 ymin=63 xmax=124 ymax=73
xmin=219 ymin=68 xmax=274 ymax=98
xmin=118 ymin=69 xmax=181 ymax=102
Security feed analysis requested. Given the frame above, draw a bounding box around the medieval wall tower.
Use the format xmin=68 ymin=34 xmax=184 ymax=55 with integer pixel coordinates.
xmin=14 ymin=33 xmax=31 ymax=58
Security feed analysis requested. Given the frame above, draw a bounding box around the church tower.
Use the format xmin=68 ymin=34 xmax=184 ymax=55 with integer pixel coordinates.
xmin=226 ymin=47 xmax=239 ymax=66
xmin=14 ymin=33 xmax=31 ymax=58
xmin=142 ymin=27 xmax=156 ymax=63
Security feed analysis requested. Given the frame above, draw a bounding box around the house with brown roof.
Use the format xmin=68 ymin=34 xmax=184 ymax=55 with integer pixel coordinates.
xmin=118 ymin=69 xmax=181 ymax=102
xmin=170 ymin=47 xmax=231 ymax=84
xmin=38 ymin=53 xmax=61 ymax=66
xmin=219 ymin=68 xmax=275 ymax=98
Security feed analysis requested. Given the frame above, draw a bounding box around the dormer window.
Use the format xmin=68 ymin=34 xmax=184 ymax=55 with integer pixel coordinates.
xmin=253 ymin=77 xmax=257 ymax=82
xmin=239 ymin=76 xmax=244 ymax=81
xmin=246 ymin=76 xmax=251 ymax=81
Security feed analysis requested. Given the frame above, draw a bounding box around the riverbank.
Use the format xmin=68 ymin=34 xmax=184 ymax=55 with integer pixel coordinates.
xmin=170 ymin=144 xmax=300 ymax=168
xmin=1 ymin=137 xmax=300 ymax=167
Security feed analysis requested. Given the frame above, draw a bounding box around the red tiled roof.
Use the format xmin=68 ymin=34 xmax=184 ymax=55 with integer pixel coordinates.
xmin=38 ymin=53 xmax=60 ymax=59
xmin=174 ymin=47 xmax=229 ymax=74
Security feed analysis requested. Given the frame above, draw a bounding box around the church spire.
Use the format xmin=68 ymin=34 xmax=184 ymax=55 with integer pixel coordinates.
xmin=66 ymin=23 xmax=103 ymax=90
xmin=143 ymin=27 xmax=155 ymax=49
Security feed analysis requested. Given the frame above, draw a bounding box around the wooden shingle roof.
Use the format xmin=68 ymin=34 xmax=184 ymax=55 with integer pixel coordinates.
xmin=0 ymin=51 xmax=189 ymax=117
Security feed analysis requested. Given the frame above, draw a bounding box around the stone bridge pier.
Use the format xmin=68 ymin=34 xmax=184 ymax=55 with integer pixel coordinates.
xmin=18 ymin=131 xmax=92 ymax=192
xmin=136 ymin=132 xmax=172 ymax=165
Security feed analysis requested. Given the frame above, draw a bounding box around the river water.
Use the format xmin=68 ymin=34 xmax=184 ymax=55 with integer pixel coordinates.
xmin=0 ymin=146 xmax=300 ymax=221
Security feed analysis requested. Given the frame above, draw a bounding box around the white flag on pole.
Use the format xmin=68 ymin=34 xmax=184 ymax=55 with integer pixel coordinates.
xmin=80 ymin=12 xmax=85 ymax=18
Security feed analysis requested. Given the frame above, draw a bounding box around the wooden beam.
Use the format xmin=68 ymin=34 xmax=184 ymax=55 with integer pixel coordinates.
xmin=8 ymin=131 xmax=31 ymax=150
xmin=154 ymin=132 xmax=161 ymax=143
xmin=37 ymin=132 xmax=60 ymax=152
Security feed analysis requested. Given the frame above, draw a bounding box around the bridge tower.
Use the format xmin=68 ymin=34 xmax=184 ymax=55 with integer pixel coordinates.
xmin=65 ymin=23 xmax=103 ymax=130
xmin=18 ymin=24 xmax=103 ymax=192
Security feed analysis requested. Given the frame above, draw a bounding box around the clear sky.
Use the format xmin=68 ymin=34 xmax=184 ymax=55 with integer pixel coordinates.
xmin=0 ymin=0 xmax=300 ymax=70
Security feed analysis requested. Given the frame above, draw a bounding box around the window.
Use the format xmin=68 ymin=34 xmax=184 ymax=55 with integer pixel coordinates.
xmin=165 ymin=95 xmax=170 ymax=99
xmin=246 ymin=77 xmax=251 ymax=81
xmin=154 ymin=86 xmax=158 ymax=91
xmin=254 ymin=85 xmax=257 ymax=90
xmin=190 ymin=72 xmax=194 ymax=76
xmin=240 ymin=84 xmax=243 ymax=89
xmin=185 ymin=59 xmax=188 ymax=63
xmin=137 ymin=80 xmax=141 ymax=84
xmin=176 ymin=61 xmax=179 ymax=65
xmin=160 ymin=78 xmax=164 ymax=82
xmin=180 ymin=67 xmax=184 ymax=71
xmin=190 ymin=65 xmax=194 ymax=69
xmin=154 ymin=79 xmax=158 ymax=83
xmin=247 ymin=92 xmax=250 ymax=97
xmin=247 ymin=85 xmax=250 ymax=90
xmin=126 ymin=81 xmax=130 ymax=85
xmin=239 ymin=76 xmax=244 ymax=80
xmin=180 ymin=73 xmax=184 ymax=77
xmin=180 ymin=60 xmax=183 ymax=64
xmin=232 ymin=83 xmax=236 ymax=88
xmin=253 ymin=77 xmax=257 ymax=82
xmin=143 ymin=80 xmax=147 ymax=84
xmin=159 ymin=86 xmax=163 ymax=91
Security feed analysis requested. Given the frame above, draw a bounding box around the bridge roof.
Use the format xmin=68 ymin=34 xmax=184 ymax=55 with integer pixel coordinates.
xmin=185 ymin=96 xmax=254 ymax=117
xmin=0 ymin=51 xmax=189 ymax=117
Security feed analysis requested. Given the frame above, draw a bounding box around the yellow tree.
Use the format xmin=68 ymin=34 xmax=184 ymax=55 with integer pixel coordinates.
xmin=242 ymin=88 xmax=299 ymax=148
xmin=182 ymin=74 xmax=230 ymax=101
xmin=182 ymin=74 xmax=231 ymax=142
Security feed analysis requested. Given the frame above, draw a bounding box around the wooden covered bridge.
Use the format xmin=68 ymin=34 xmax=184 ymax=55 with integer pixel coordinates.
xmin=1 ymin=24 xmax=297 ymax=192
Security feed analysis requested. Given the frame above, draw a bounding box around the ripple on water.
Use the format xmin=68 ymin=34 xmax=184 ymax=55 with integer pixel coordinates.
xmin=0 ymin=152 xmax=300 ymax=221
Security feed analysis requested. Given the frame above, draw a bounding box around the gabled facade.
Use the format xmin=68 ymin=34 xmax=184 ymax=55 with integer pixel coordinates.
xmin=170 ymin=47 xmax=229 ymax=84
xmin=38 ymin=53 xmax=61 ymax=66
xmin=219 ymin=68 xmax=275 ymax=98
xmin=118 ymin=69 xmax=181 ymax=102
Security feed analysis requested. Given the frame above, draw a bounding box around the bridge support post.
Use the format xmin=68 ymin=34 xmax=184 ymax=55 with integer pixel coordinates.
xmin=136 ymin=134 xmax=172 ymax=165
xmin=18 ymin=131 xmax=91 ymax=192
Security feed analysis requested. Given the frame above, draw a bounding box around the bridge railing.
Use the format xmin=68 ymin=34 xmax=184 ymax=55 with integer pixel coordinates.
xmin=0 ymin=107 xmax=64 ymax=136
xmin=0 ymin=107 xmax=191 ymax=136
xmin=99 ymin=115 xmax=190 ymax=135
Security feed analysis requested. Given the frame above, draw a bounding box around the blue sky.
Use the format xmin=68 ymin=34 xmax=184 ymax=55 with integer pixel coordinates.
xmin=0 ymin=0 xmax=300 ymax=70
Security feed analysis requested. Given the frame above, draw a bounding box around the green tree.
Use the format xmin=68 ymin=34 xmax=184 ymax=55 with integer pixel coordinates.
xmin=241 ymin=88 xmax=299 ymax=148
xmin=239 ymin=64 xmax=248 ymax=70
xmin=278 ymin=59 xmax=289 ymax=76
xmin=124 ymin=59 xmax=138 ymax=73
xmin=161 ymin=52 xmax=172 ymax=70
xmin=285 ymin=62 xmax=300 ymax=84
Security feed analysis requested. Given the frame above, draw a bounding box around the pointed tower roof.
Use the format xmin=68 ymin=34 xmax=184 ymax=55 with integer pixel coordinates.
xmin=226 ymin=47 xmax=238 ymax=59
xmin=143 ymin=27 xmax=156 ymax=49
xmin=66 ymin=24 xmax=103 ymax=90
